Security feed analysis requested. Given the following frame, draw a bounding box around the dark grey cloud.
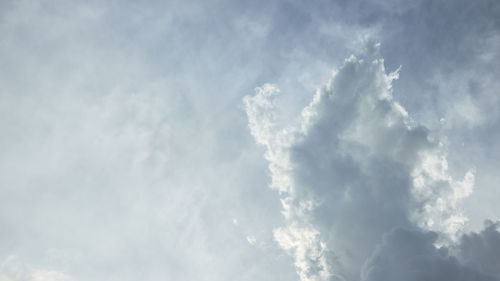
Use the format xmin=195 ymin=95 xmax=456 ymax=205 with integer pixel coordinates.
xmin=362 ymin=227 xmax=498 ymax=281
xmin=458 ymin=221 xmax=500 ymax=278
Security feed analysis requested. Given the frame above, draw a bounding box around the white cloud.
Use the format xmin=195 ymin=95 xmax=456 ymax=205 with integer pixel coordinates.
xmin=0 ymin=256 xmax=73 ymax=281
xmin=246 ymin=236 xmax=257 ymax=246
xmin=274 ymin=223 xmax=333 ymax=281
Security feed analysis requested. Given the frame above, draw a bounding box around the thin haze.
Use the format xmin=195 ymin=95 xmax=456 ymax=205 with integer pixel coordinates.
xmin=0 ymin=0 xmax=499 ymax=280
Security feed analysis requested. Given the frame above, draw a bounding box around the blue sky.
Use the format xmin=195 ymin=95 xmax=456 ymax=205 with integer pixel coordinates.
xmin=1 ymin=0 xmax=499 ymax=280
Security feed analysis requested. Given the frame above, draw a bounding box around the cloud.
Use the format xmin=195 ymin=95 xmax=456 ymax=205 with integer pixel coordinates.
xmin=0 ymin=256 xmax=73 ymax=281
xmin=1 ymin=0 xmax=499 ymax=280
xmin=361 ymin=227 xmax=498 ymax=281
xmin=458 ymin=220 xmax=500 ymax=278
xmin=245 ymin=44 xmax=490 ymax=281
xmin=273 ymin=223 xmax=332 ymax=281
xmin=0 ymin=1 xmax=297 ymax=280
xmin=246 ymin=235 xmax=257 ymax=245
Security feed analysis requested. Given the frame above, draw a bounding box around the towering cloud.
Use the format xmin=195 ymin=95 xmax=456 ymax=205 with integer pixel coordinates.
xmin=244 ymin=45 xmax=499 ymax=281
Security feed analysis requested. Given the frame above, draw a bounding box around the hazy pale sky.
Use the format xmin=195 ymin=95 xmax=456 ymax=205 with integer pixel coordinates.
xmin=1 ymin=0 xmax=500 ymax=280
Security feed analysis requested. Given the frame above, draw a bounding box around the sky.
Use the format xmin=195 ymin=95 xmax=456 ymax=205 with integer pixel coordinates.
xmin=0 ymin=0 xmax=499 ymax=280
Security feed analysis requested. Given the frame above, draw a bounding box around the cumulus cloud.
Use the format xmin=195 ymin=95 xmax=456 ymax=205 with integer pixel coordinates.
xmin=245 ymin=45 xmax=496 ymax=281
